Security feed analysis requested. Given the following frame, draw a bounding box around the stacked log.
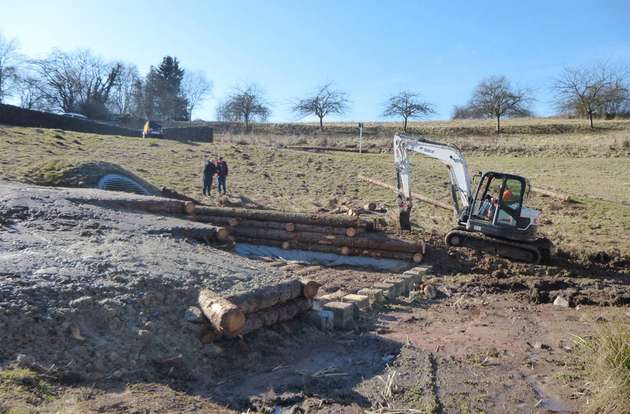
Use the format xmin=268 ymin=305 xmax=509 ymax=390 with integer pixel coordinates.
xmin=198 ymin=279 xmax=320 ymax=340
xmin=188 ymin=205 xmax=424 ymax=263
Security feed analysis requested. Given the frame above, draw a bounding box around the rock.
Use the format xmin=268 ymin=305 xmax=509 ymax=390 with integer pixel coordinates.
xmin=553 ymin=295 xmax=570 ymax=308
xmin=184 ymin=306 xmax=205 ymax=323
xmin=424 ymin=284 xmax=437 ymax=299
xmin=533 ymin=342 xmax=550 ymax=350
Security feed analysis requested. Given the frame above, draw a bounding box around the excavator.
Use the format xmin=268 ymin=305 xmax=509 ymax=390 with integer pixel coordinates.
xmin=393 ymin=134 xmax=553 ymax=264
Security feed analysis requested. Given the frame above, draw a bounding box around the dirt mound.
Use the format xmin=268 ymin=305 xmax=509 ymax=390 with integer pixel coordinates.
xmin=27 ymin=160 xmax=161 ymax=195
xmin=0 ymin=183 xmax=289 ymax=384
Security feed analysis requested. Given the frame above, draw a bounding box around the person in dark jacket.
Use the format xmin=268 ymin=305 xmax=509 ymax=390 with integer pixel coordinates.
xmin=202 ymin=159 xmax=218 ymax=196
xmin=217 ymin=156 xmax=229 ymax=195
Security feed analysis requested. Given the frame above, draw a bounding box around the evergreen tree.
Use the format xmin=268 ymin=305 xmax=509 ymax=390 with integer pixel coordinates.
xmin=142 ymin=56 xmax=189 ymax=121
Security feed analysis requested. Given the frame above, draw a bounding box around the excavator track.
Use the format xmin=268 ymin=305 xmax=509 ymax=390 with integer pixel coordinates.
xmin=445 ymin=229 xmax=552 ymax=265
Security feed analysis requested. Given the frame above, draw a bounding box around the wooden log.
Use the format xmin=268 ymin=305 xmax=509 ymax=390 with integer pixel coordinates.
xmin=198 ymin=289 xmax=245 ymax=336
xmin=357 ymin=175 xmax=454 ymax=212
xmin=69 ymin=196 xmax=187 ymax=215
xmin=237 ymin=297 xmax=313 ymax=336
xmin=226 ymin=279 xmax=304 ymax=314
xmin=193 ymin=205 xmax=372 ymax=228
xmin=233 ymin=236 xmax=421 ymax=262
xmin=230 ymin=227 xmax=423 ymax=253
xmin=184 ymin=201 xmax=196 ymax=215
xmin=192 ymin=215 xmax=362 ymax=237
xmin=364 ymin=202 xmax=377 ymax=211
xmin=301 ymin=280 xmax=321 ymax=299
xmin=531 ymin=187 xmax=572 ymax=202
xmin=150 ymin=224 xmax=230 ymax=243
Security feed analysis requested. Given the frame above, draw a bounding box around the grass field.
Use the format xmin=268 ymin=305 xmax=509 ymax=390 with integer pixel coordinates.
xmin=1 ymin=118 xmax=629 ymax=257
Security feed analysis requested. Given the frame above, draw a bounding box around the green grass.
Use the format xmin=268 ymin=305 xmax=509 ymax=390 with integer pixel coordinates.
xmin=575 ymin=323 xmax=630 ymax=414
xmin=1 ymin=120 xmax=629 ymax=256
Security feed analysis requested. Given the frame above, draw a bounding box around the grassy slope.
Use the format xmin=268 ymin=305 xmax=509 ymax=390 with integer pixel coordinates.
xmin=1 ymin=120 xmax=629 ymax=256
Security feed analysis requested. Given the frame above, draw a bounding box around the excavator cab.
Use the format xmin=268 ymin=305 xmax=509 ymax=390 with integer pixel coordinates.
xmin=464 ymin=171 xmax=539 ymax=242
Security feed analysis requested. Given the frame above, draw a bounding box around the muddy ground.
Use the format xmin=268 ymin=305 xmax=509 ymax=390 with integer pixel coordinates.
xmin=1 ymin=182 xmax=629 ymax=413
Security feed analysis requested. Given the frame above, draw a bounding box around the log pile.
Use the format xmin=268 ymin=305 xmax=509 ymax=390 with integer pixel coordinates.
xmin=189 ymin=205 xmax=425 ymax=263
xmin=198 ymin=279 xmax=320 ymax=340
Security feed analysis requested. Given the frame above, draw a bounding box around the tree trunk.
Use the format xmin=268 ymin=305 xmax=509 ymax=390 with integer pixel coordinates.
xmin=232 ymin=236 xmax=422 ymax=262
xmin=198 ymin=289 xmax=246 ymax=336
xmin=496 ymin=115 xmax=501 ymax=134
xmin=192 ymin=206 xmax=371 ymax=228
xmin=238 ymin=297 xmax=313 ymax=336
xmin=403 ymin=116 xmax=408 ymax=132
xmin=319 ymin=116 xmax=324 ymax=131
xmin=226 ymin=279 xmax=304 ymax=313
xmin=589 ymin=111 xmax=594 ymax=128
xmin=229 ymin=227 xmax=423 ymax=253
xmin=193 ymin=215 xmax=362 ymax=237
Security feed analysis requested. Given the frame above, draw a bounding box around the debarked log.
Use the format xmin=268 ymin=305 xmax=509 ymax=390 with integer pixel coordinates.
xmin=193 ymin=206 xmax=373 ymax=229
xmin=236 ymin=297 xmax=313 ymax=337
xmin=193 ymin=215 xmax=362 ymax=237
xmin=198 ymin=289 xmax=246 ymax=336
xmin=227 ymin=279 xmax=303 ymax=314
xmin=230 ymin=227 xmax=423 ymax=253
xmin=233 ymin=236 xmax=422 ymax=262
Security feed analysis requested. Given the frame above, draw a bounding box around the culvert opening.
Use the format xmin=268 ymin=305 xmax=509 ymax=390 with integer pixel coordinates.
xmin=97 ymin=174 xmax=151 ymax=195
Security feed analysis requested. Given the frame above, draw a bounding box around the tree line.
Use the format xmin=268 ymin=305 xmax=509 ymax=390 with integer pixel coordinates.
xmin=0 ymin=33 xmax=211 ymax=122
xmin=1 ymin=33 xmax=629 ymax=132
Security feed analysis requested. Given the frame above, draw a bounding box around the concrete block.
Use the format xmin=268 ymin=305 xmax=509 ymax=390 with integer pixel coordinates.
xmin=305 ymin=309 xmax=334 ymax=331
xmin=384 ymin=278 xmax=406 ymax=296
xmin=401 ymin=272 xmax=422 ymax=290
xmin=323 ymin=301 xmax=355 ymax=329
xmin=342 ymin=294 xmax=370 ymax=312
xmin=315 ymin=290 xmax=347 ymax=308
xmin=372 ymin=282 xmax=396 ymax=300
xmin=410 ymin=265 xmax=432 ymax=276
xmin=357 ymin=288 xmax=385 ymax=306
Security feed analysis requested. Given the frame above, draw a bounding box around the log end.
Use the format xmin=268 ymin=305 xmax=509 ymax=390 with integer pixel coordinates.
xmin=340 ymin=246 xmax=351 ymax=256
xmin=217 ymin=227 xmax=230 ymax=241
xmin=222 ymin=309 xmax=246 ymax=336
xmin=184 ymin=201 xmax=196 ymax=215
xmin=281 ymin=241 xmax=291 ymax=250
xmin=345 ymin=227 xmax=358 ymax=238
xmin=301 ymin=280 xmax=322 ymax=299
xmin=228 ymin=217 xmax=240 ymax=227
xmin=412 ymin=252 xmax=424 ymax=263
xmin=285 ymin=222 xmax=296 ymax=232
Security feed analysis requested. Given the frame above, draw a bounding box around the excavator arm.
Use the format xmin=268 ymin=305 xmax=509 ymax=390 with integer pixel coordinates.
xmin=393 ymin=134 xmax=473 ymax=228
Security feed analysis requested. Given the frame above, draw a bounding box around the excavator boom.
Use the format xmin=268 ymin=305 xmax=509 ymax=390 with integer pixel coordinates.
xmin=394 ymin=134 xmax=472 ymax=215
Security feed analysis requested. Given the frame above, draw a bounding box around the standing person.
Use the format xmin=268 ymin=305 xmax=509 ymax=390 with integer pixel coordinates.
xmin=202 ymin=159 xmax=218 ymax=196
xmin=217 ymin=156 xmax=229 ymax=195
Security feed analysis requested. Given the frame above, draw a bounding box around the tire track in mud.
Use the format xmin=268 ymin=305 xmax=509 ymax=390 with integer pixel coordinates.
xmin=428 ymin=352 xmax=444 ymax=414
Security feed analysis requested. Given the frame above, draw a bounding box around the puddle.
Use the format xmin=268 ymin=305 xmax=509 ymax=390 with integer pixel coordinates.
xmin=526 ymin=375 xmax=577 ymax=413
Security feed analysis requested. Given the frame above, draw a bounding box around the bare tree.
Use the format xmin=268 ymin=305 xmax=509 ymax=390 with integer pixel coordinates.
xmin=32 ymin=49 xmax=121 ymax=118
xmin=0 ymin=33 xmax=22 ymax=103
xmin=459 ymin=76 xmax=532 ymax=133
xmin=292 ymin=83 xmax=348 ymax=131
xmin=18 ymin=75 xmax=48 ymax=110
xmin=383 ymin=91 xmax=435 ymax=132
xmin=108 ymin=63 xmax=141 ymax=115
xmin=553 ymin=63 xmax=628 ymax=127
xmin=216 ymin=84 xmax=270 ymax=132
xmin=182 ymin=70 xmax=212 ymax=120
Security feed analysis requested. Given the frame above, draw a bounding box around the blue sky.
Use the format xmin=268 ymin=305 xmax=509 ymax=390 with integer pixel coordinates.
xmin=1 ymin=0 xmax=629 ymax=121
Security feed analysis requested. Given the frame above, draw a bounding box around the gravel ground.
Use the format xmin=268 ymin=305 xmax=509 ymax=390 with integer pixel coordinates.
xmin=0 ymin=182 xmax=287 ymax=381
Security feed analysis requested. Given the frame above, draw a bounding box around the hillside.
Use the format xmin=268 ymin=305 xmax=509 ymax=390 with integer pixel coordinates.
xmin=1 ymin=119 xmax=629 ymax=259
